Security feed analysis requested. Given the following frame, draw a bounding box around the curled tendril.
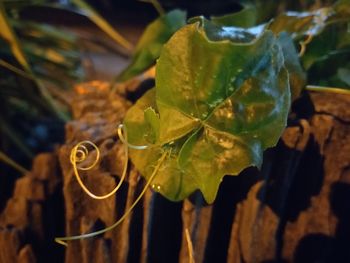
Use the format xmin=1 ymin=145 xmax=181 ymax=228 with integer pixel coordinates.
xmin=117 ymin=124 xmax=148 ymax=150
xmin=70 ymin=141 xmax=100 ymax=170
xmin=70 ymin=125 xmax=122 ymax=199
xmin=55 ymin=124 xmax=167 ymax=247
xmin=299 ymin=34 xmax=313 ymax=57
xmin=69 ymin=124 xmax=148 ymax=200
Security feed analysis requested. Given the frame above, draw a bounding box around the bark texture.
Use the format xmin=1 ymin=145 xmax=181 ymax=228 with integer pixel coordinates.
xmin=1 ymin=81 xmax=349 ymax=263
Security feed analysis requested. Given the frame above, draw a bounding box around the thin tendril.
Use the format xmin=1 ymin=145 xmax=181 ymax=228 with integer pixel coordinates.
xmin=299 ymin=34 xmax=313 ymax=57
xmin=55 ymin=150 xmax=168 ymax=246
xmin=70 ymin=126 xmax=122 ymax=199
xmin=0 ymin=150 xmax=29 ymax=174
xmin=306 ymin=85 xmax=350 ymax=95
xmin=139 ymin=0 xmax=165 ymax=16
xmin=0 ymin=59 xmax=35 ymax=80
xmin=69 ymin=124 xmax=148 ymax=200
xmin=117 ymin=125 xmax=148 ymax=150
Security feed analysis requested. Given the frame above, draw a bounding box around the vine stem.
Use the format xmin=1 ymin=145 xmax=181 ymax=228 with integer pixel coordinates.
xmin=306 ymin=85 xmax=350 ymax=95
xmin=72 ymin=0 xmax=134 ymax=51
xmin=299 ymin=34 xmax=313 ymax=57
xmin=0 ymin=59 xmax=35 ymax=80
xmin=0 ymin=150 xmax=29 ymax=174
xmin=55 ymin=149 xmax=168 ymax=246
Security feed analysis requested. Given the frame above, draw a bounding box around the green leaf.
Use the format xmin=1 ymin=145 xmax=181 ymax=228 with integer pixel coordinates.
xmin=277 ymin=32 xmax=306 ymax=99
xmin=144 ymin=107 xmax=160 ymax=144
xmin=11 ymin=19 xmax=78 ymax=50
xmin=266 ymin=1 xmax=350 ymax=40
xmin=337 ymin=67 xmax=350 ymax=86
xmin=211 ymin=6 xmax=258 ymax=28
xmin=124 ymin=89 xmax=158 ymax=146
xmin=124 ymin=20 xmax=291 ymax=203
xmin=0 ymin=3 xmax=30 ymax=71
xmin=296 ymin=1 xmax=350 ymax=87
xmin=117 ymin=9 xmax=186 ymax=82
xmin=211 ymin=0 xmax=283 ymax=28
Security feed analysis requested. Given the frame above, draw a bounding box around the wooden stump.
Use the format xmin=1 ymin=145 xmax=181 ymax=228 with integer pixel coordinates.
xmin=1 ymin=80 xmax=349 ymax=263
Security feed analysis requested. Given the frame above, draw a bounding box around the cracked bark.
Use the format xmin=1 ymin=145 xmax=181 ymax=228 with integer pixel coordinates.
xmin=1 ymin=86 xmax=349 ymax=263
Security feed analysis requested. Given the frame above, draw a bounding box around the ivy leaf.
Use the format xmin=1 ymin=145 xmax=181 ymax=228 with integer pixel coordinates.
xmin=117 ymin=9 xmax=186 ymax=82
xmin=211 ymin=0 xmax=293 ymax=28
xmin=266 ymin=0 xmax=350 ymax=88
xmin=266 ymin=1 xmax=349 ymax=41
xmin=303 ymin=22 xmax=350 ymax=87
xmin=211 ymin=6 xmax=258 ymax=28
xmin=124 ymin=19 xmax=291 ymax=203
xmin=277 ymin=32 xmax=306 ymax=99
xmin=337 ymin=67 xmax=350 ymax=87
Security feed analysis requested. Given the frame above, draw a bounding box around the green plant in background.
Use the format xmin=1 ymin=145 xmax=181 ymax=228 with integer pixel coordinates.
xmin=1 ymin=1 xmax=73 ymax=172
xmin=0 ymin=0 xmax=134 ymax=172
xmin=117 ymin=9 xmax=187 ymax=81
xmin=263 ymin=1 xmax=349 ymax=87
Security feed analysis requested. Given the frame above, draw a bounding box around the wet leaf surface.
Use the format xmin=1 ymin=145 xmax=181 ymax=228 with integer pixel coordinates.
xmin=124 ymin=19 xmax=292 ymax=203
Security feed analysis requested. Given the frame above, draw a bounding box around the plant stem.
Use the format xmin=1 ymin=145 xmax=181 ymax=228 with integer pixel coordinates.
xmin=72 ymin=0 xmax=134 ymax=51
xmin=139 ymin=0 xmax=165 ymax=16
xmin=0 ymin=150 xmax=29 ymax=174
xmin=55 ymin=150 xmax=168 ymax=246
xmin=0 ymin=59 xmax=35 ymax=80
xmin=306 ymin=85 xmax=350 ymax=95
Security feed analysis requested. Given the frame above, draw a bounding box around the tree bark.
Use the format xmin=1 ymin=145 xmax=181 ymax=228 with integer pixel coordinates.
xmin=1 ymin=81 xmax=349 ymax=263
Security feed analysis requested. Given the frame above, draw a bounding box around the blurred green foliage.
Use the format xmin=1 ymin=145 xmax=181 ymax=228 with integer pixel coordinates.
xmin=0 ymin=0 xmax=131 ymax=173
xmin=117 ymin=9 xmax=187 ymax=82
xmin=215 ymin=0 xmax=350 ymax=88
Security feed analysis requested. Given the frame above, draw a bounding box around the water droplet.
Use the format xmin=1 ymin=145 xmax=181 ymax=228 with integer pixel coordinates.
xmin=218 ymin=137 xmax=234 ymax=149
xmin=152 ymin=184 xmax=162 ymax=192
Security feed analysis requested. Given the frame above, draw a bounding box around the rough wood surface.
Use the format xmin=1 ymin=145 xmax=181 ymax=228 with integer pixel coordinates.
xmin=1 ymin=82 xmax=349 ymax=263
xmin=0 ymin=153 xmax=64 ymax=263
